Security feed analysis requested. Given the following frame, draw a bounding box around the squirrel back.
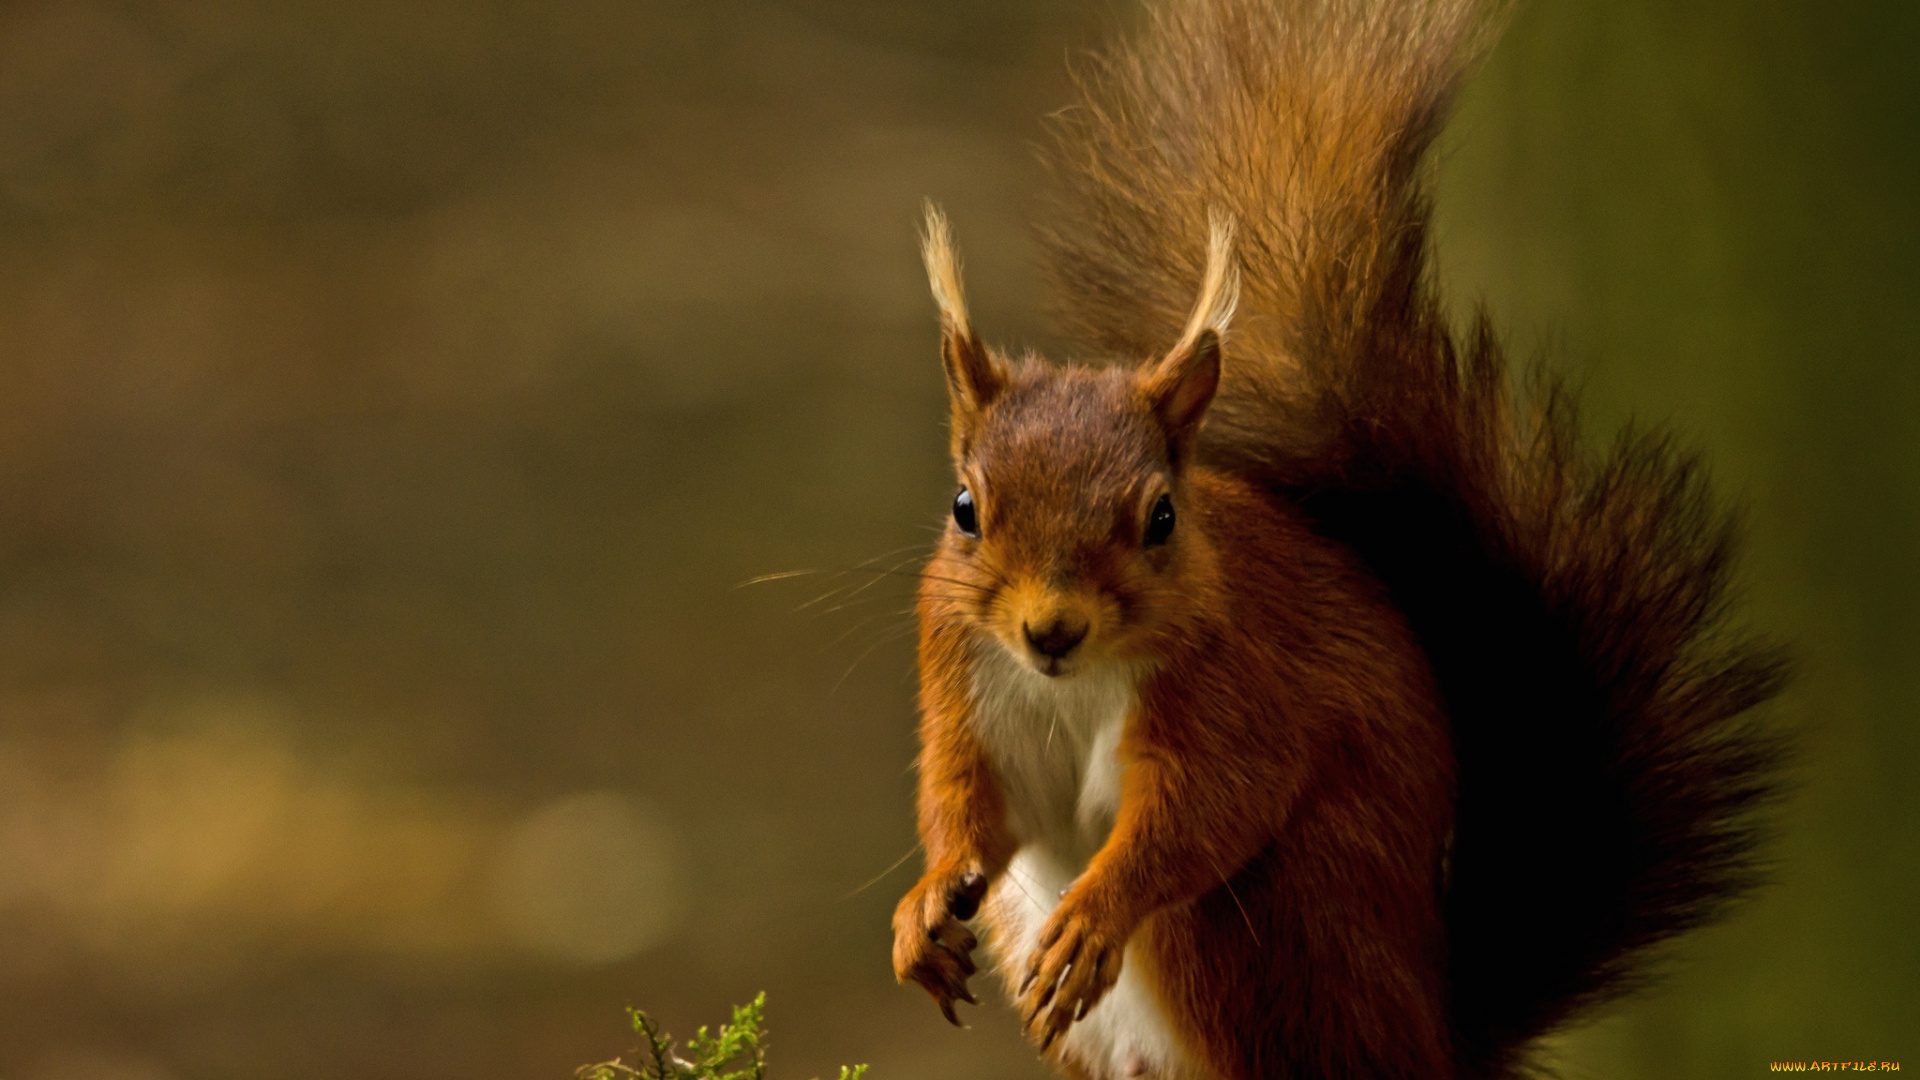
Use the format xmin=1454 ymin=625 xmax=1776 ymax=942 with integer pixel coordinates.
xmin=1038 ymin=0 xmax=1790 ymax=1075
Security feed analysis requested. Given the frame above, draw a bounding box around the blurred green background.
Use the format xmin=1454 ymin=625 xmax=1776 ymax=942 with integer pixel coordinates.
xmin=0 ymin=1 xmax=1910 ymax=1078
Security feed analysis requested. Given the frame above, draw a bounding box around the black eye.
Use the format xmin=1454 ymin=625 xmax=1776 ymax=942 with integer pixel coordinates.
xmin=952 ymin=487 xmax=980 ymax=538
xmin=1144 ymin=494 xmax=1175 ymax=547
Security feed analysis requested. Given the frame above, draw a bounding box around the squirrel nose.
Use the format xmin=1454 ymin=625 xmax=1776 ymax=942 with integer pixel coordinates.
xmin=1023 ymin=618 xmax=1088 ymax=660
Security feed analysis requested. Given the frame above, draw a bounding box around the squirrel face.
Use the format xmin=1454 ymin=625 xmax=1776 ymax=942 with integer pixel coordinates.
xmin=938 ymin=364 xmax=1209 ymax=678
xmin=917 ymin=208 xmax=1236 ymax=680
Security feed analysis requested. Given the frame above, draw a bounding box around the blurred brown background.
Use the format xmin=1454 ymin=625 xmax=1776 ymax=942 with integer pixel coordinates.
xmin=0 ymin=1 xmax=1911 ymax=1078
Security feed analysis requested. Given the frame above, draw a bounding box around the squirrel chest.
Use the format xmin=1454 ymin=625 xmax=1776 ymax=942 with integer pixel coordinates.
xmin=966 ymin=643 xmax=1200 ymax=1080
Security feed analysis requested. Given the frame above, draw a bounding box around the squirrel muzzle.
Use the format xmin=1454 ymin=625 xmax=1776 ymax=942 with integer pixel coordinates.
xmin=999 ymin=579 xmax=1108 ymax=677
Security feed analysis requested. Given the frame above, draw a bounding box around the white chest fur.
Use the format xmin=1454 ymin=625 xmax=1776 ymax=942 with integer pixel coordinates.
xmin=967 ymin=646 xmax=1203 ymax=1080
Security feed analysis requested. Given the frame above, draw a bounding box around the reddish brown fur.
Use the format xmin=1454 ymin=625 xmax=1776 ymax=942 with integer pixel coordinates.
xmin=1112 ymin=475 xmax=1456 ymax=1080
xmin=894 ymin=1 xmax=1787 ymax=1077
xmin=896 ymin=349 xmax=1455 ymax=1078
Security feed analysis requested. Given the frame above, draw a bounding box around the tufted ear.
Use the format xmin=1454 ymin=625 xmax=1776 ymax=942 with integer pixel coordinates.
xmin=922 ymin=203 xmax=1006 ymax=452
xmin=1144 ymin=329 xmax=1222 ymax=463
xmin=1143 ymin=212 xmax=1237 ymax=463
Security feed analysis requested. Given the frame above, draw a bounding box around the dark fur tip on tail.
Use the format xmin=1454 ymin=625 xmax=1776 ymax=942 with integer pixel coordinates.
xmin=1283 ymin=335 xmax=1793 ymax=1077
xmin=1038 ymin=1 xmax=1791 ymax=1075
xmin=1430 ymin=374 xmax=1793 ymax=1077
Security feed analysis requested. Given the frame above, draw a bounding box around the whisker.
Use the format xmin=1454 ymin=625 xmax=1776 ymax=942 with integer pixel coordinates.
xmin=831 ymin=624 xmax=919 ymax=695
xmin=817 ymin=594 xmax=901 ymax=616
xmin=737 ymin=568 xmax=820 ymax=588
xmin=825 ymin=610 xmax=912 ymax=651
xmin=740 ymin=541 xmax=934 ymax=594
xmin=915 ymin=572 xmax=997 ymax=592
xmin=832 ymin=553 xmax=935 ymax=608
xmin=839 ymin=842 xmax=924 ymax=902
xmin=852 ymin=543 xmax=938 ymax=566
xmin=800 ymin=559 xmax=934 ymax=611
xmin=801 ymin=568 xmax=991 ymax=613
xmin=759 ymin=560 xmax=1005 ymax=598
xmin=796 ymin=585 xmax=859 ymax=613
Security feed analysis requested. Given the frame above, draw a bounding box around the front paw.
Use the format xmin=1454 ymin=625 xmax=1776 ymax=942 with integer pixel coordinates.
xmin=1018 ymin=895 xmax=1128 ymax=1051
xmin=893 ymin=868 xmax=991 ymax=1026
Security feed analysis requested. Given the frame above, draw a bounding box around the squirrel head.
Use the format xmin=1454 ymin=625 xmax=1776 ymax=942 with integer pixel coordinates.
xmin=918 ymin=205 xmax=1238 ymax=678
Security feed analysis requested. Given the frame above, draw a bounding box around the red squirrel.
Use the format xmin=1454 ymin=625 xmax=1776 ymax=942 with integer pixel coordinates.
xmin=890 ymin=2 xmax=1787 ymax=1079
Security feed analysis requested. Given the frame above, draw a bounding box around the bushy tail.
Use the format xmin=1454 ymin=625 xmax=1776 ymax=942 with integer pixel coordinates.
xmin=1042 ymin=0 xmax=1493 ymax=469
xmin=1040 ymin=1 xmax=1790 ymax=1076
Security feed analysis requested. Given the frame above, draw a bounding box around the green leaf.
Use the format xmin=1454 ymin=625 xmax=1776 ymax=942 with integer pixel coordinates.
xmin=580 ymin=993 xmax=847 ymax=1080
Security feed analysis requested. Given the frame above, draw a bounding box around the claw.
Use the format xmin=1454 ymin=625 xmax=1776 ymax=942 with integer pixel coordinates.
xmin=939 ymin=998 xmax=961 ymax=1027
xmin=1037 ymin=1011 xmax=1066 ymax=1053
xmin=1031 ymin=972 xmax=1059 ymax=1014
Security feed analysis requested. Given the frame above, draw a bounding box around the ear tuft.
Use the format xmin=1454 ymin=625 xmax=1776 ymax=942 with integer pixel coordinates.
xmin=921 ymin=202 xmax=970 ymax=338
xmin=1175 ymin=210 xmax=1240 ymax=351
xmin=921 ymin=202 xmax=1005 ymax=422
xmin=1145 ymin=212 xmax=1236 ymax=459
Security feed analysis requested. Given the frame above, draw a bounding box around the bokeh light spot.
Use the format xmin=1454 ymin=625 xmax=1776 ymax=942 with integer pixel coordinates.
xmin=487 ymin=790 xmax=685 ymax=966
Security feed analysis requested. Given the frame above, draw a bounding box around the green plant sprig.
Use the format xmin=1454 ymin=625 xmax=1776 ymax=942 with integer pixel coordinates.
xmin=576 ymin=993 xmax=867 ymax=1080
